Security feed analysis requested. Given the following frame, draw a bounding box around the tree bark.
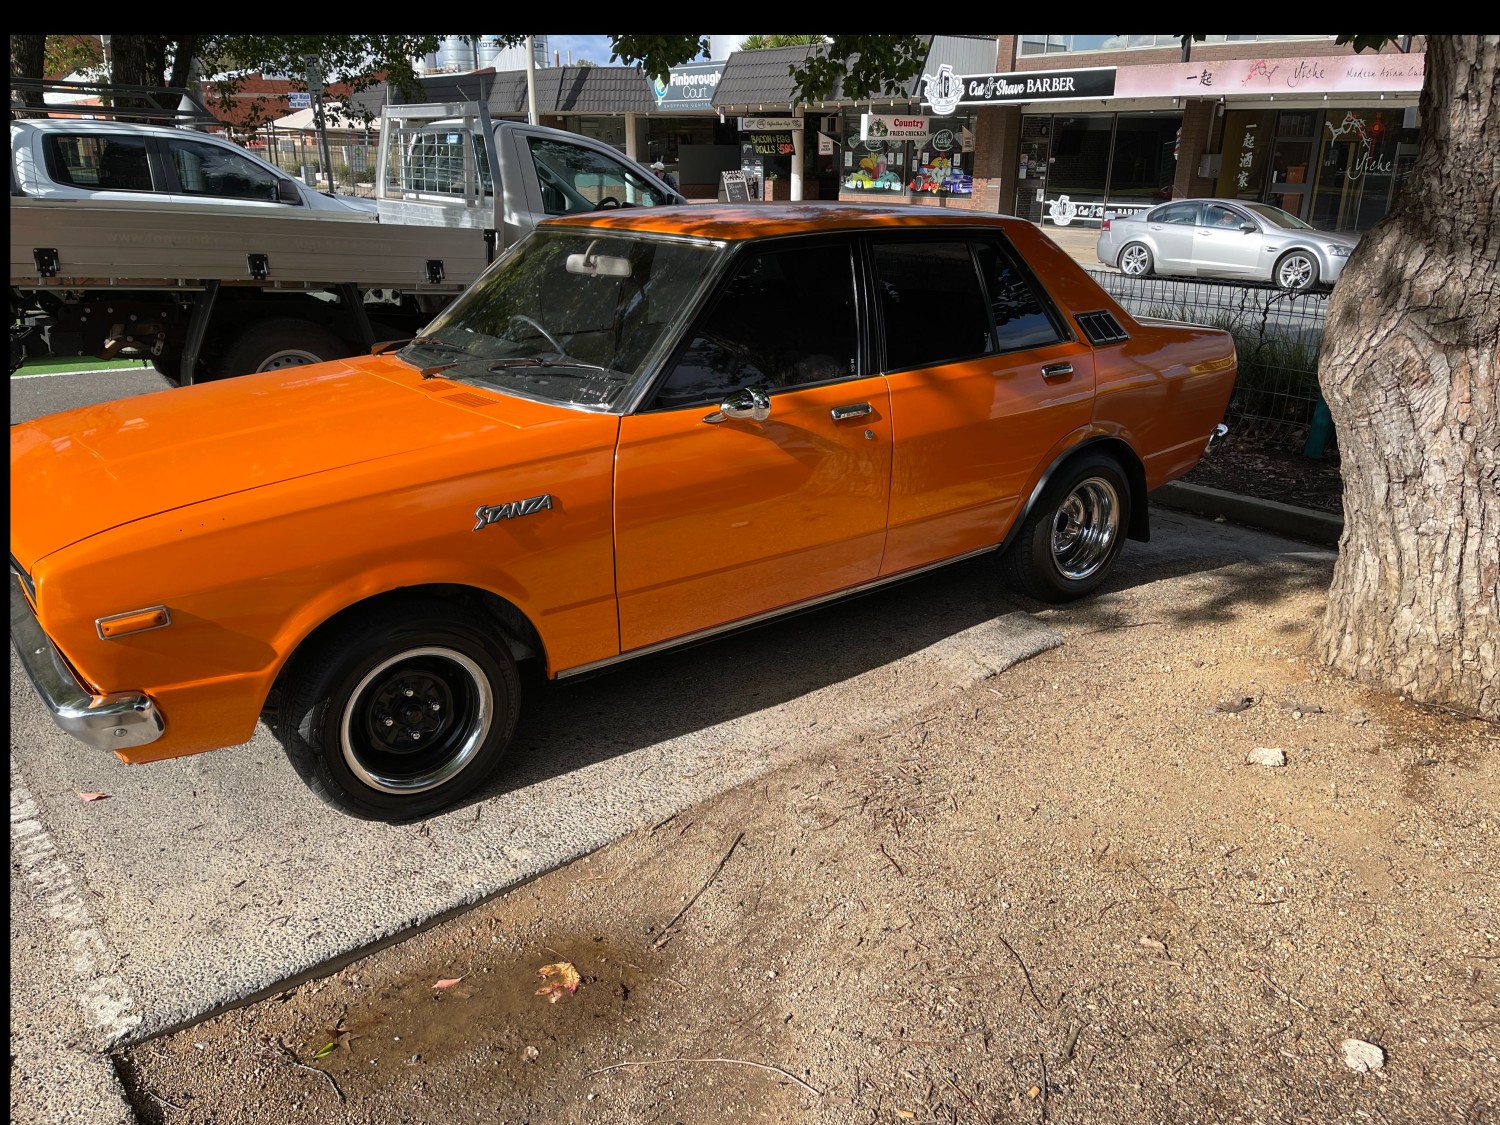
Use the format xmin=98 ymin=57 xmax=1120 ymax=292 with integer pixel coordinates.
xmin=10 ymin=34 xmax=46 ymax=113
xmin=1317 ymin=34 xmax=1499 ymax=719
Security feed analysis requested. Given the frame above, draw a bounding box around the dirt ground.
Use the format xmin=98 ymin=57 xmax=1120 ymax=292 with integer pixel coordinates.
xmin=114 ymin=552 xmax=1496 ymax=1125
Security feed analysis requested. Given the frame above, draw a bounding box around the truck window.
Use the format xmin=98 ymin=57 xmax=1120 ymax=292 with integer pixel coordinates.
xmin=400 ymin=129 xmax=492 ymax=195
xmin=168 ymin=137 xmax=282 ymax=202
xmin=526 ymin=136 xmax=672 ymax=215
xmin=43 ymin=134 xmax=154 ymax=192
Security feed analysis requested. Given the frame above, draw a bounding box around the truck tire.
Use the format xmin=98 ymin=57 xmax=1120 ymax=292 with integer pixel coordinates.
xmin=217 ymin=319 xmax=349 ymax=378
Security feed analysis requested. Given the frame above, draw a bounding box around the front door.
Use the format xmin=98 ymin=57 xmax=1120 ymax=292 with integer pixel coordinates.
xmin=613 ymin=238 xmax=891 ymax=652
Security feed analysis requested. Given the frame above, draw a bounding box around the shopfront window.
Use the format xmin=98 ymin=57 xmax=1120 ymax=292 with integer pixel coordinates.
xmin=842 ymin=122 xmax=908 ymax=196
xmin=907 ymin=115 xmax=975 ymax=198
xmin=1310 ymin=107 xmax=1406 ymax=232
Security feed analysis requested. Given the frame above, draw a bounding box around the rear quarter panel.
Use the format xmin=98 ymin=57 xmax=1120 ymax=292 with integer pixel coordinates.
xmin=1092 ymin=318 xmax=1237 ymax=489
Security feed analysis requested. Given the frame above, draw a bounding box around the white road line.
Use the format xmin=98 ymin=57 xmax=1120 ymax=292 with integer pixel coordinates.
xmin=10 ymin=757 xmax=142 ymax=1046
xmin=12 ymin=367 xmax=152 ymax=379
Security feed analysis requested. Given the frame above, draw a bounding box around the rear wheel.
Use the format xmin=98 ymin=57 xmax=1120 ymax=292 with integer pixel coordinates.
xmin=1002 ymin=453 xmax=1131 ymax=602
xmin=1274 ymin=251 xmax=1319 ymax=291
xmin=1119 ymin=242 xmax=1154 ymax=278
xmin=217 ymin=318 xmax=348 ymax=378
xmin=275 ymin=600 xmax=521 ymax=821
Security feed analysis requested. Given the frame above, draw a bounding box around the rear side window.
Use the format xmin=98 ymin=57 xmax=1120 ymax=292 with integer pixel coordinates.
xmin=652 ymin=242 xmax=858 ymax=409
xmin=872 ymin=241 xmax=991 ymax=371
xmin=43 ymin=134 xmax=154 ymax=192
xmin=167 ymin=137 xmax=281 ymax=202
xmin=974 ymin=241 xmax=1065 ymax=352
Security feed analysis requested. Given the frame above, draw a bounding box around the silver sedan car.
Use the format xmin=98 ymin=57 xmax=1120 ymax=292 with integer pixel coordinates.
xmin=1096 ymin=198 xmax=1359 ymax=290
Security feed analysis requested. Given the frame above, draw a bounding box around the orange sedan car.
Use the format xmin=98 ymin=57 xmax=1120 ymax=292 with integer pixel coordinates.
xmin=10 ymin=204 xmax=1235 ymax=820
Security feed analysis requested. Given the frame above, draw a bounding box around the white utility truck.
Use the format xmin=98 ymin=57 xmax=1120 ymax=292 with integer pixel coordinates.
xmin=10 ymin=81 xmax=683 ymax=382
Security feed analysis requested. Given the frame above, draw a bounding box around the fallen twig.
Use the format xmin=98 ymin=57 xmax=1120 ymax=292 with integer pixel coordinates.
xmin=585 ymin=1056 xmax=820 ymax=1096
xmin=998 ymin=935 xmax=1048 ymax=1011
xmin=651 ymin=831 xmax=745 ymax=949
xmin=147 ymin=1091 xmax=184 ymax=1112
xmin=878 ymin=843 xmax=905 ymax=876
xmin=944 ymin=1073 xmax=980 ymax=1114
xmin=264 ymin=1037 xmax=345 ymax=1104
xmin=1060 ymin=1023 xmax=1083 ymax=1062
xmin=1038 ymin=1050 xmax=1050 ymax=1123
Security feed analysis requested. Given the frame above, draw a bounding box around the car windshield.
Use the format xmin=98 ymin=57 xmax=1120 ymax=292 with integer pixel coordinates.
xmin=398 ymin=229 xmax=722 ymax=409
xmin=1241 ymin=202 xmax=1315 ymax=231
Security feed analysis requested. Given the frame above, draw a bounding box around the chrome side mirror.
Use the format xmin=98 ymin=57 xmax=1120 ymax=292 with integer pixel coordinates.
xmin=703 ymin=386 xmax=771 ymax=424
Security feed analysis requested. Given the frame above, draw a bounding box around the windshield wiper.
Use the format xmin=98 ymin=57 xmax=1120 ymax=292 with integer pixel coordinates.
xmin=486 ymin=357 xmax=615 ymax=379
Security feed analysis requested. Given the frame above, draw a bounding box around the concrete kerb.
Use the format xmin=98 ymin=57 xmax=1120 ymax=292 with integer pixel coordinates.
xmin=1150 ymin=481 xmax=1343 ymax=546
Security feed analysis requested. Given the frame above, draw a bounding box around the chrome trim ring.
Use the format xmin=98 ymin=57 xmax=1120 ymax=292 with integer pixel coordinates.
xmin=338 ymin=646 xmax=493 ymax=795
xmin=1050 ymin=477 xmax=1121 ymax=581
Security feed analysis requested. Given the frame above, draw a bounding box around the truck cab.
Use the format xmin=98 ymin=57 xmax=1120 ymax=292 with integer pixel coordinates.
xmin=375 ymin=103 xmax=686 ymax=243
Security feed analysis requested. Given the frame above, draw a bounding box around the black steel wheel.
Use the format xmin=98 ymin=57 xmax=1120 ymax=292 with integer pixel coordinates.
xmin=275 ymin=599 xmax=521 ymax=821
xmin=218 ymin=318 xmax=348 ymax=377
xmin=1002 ymin=452 xmax=1131 ymax=603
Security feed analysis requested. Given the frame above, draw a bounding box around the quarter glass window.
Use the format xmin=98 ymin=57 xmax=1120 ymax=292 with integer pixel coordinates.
xmin=873 ymin=241 xmax=991 ymax=371
xmin=973 ymin=242 xmax=1064 ymax=352
xmin=653 ymin=243 xmax=858 ymax=410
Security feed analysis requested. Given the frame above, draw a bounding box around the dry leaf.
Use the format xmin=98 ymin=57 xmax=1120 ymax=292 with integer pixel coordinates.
xmin=433 ymin=977 xmax=463 ymax=989
xmin=536 ymin=962 xmax=581 ymax=1003
xmin=78 ymin=792 xmax=111 ymax=802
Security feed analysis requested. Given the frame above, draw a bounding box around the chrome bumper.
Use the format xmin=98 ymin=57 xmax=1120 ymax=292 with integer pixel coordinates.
xmin=9 ymin=571 xmax=164 ymax=752
xmin=1205 ymin=423 xmax=1229 ymax=455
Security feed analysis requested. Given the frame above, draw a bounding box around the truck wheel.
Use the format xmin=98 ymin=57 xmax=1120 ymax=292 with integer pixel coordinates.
xmin=274 ymin=599 xmax=522 ymax=821
xmin=1001 ymin=453 xmax=1130 ymax=603
xmin=217 ymin=319 xmax=348 ymax=377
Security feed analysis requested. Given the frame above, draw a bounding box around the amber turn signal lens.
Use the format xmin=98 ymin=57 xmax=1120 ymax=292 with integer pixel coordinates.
xmin=96 ymin=607 xmax=170 ymax=639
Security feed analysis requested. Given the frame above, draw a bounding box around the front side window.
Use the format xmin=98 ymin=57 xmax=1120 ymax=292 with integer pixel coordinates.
xmin=1154 ymin=201 xmax=1201 ymax=225
xmin=651 ymin=242 xmax=858 ymax=410
xmin=168 ymin=137 xmax=281 ymax=201
xmin=873 ymin=241 xmax=991 ymax=371
xmin=528 ymin=136 xmax=672 ymax=215
xmin=1203 ymin=203 xmax=1245 ymax=228
xmin=43 ymin=134 xmax=154 ymax=192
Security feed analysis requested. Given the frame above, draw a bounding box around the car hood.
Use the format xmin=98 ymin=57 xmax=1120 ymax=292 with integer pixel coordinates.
xmin=9 ymin=356 xmax=548 ymax=570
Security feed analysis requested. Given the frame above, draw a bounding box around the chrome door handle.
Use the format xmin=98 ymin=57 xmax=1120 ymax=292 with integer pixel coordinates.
xmin=1041 ymin=363 xmax=1073 ymax=380
xmin=830 ymin=402 xmax=872 ymax=420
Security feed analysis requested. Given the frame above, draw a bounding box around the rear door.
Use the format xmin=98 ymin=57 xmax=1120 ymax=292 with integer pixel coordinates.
xmin=613 ymin=236 xmax=891 ymax=652
xmin=873 ymin=234 xmax=1095 ymax=574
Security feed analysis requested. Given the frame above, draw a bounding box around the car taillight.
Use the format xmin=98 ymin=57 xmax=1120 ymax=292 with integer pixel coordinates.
xmin=1101 ymin=218 xmax=1111 ymax=231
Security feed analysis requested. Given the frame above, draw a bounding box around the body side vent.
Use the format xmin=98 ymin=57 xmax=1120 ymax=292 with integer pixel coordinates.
xmin=1075 ymin=311 xmax=1130 ymax=345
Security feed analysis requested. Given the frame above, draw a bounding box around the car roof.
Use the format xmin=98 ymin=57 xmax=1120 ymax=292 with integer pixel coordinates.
xmin=541 ymin=202 xmax=1028 ymax=242
xmin=12 ymin=118 xmax=217 ymax=140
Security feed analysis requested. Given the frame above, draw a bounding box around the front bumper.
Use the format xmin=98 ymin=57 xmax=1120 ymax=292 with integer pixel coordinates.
xmin=10 ymin=570 xmax=164 ymax=753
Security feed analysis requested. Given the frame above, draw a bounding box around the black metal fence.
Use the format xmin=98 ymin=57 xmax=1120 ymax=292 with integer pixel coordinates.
xmin=1083 ymin=269 xmax=1333 ymax=455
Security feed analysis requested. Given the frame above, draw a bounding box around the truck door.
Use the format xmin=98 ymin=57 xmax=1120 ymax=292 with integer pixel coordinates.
xmin=499 ymin=127 xmax=676 ymax=240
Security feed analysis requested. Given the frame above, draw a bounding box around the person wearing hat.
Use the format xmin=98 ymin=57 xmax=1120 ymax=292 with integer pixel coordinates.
xmin=650 ymin=159 xmax=679 ymax=194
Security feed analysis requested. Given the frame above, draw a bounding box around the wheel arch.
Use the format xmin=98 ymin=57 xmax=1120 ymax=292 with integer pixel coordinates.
xmin=1003 ymin=436 xmax=1150 ymax=552
xmin=263 ymin=583 xmax=545 ymax=724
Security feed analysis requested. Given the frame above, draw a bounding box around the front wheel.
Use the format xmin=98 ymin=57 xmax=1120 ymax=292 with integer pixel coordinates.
xmin=1002 ymin=454 xmax=1131 ymax=603
xmin=1274 ymin=251 xmax=1319 ymax=291
xmin=217 ymin=318 xmax=348 ymax=378
xmin=275 ymin=600 xmax=521 ymax=821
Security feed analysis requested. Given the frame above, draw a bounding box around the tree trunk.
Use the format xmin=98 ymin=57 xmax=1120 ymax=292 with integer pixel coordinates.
xmin=1317 ymin=34 xmax=1499 ymax=719
xmin=10 ymin=34 xmax=46 ymax=113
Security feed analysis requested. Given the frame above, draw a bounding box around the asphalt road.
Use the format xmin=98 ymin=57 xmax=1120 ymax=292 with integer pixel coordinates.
xmin=9 ymin=365 xmax=1333 ymax=1125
